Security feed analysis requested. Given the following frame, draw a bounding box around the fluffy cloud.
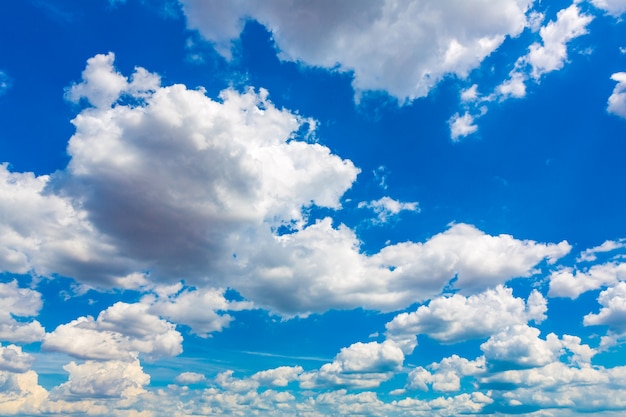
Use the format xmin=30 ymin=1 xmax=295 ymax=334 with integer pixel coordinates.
xmin=591 ymin=0 xmax=626 ymax=16
xmin=237 ymin=221 xmax=568 ymax=315
xmin=0 ymin=54 xmax=571 ymax=318
xmin=584 ymin=282 xmax=626 ymax=333
xmin=449 ymin=112 xmax=478 ymax=141
xmin=480 ymin=325 xmax=557 ymax=371
xmin=53 ymin=359 xmax=150 ymax=399
xmin=358 ymin=196 xmax=419 ymax=224
xmin=0 ymin=280 xmax=45 ymax=343
xmin=180 ymin=0 xmax=534 ymax=102
xmin=525 ymin=3 xmax=592 ymax=79
xmin=494 ymin=3 xmax=592 ymax=100
xmin=548 ymin=261 xmax=626 ymax=299
xmin=577 ymin=239 xmax=626 ymax=262
xmin=385 ymin=286 xmax=548 ymax=353
xmin=0 ymin=344 xmax=34 ymax=373
xmin=300 ymin=341 xmax=404 ymax=389
xmin=608 ymin=72 xmax=626 ymax=119
xmin=144 ymin=285 xmax=252 ymax=337
xmin=175 ymin=371 xmax=206 ymax=385
xmin=43 ymin=301 xmax=182 ymax=361
xmin=251 ymin=366 xmax=303 ymax=387
xmin=407 ymin=355 xmax=486 ymax=392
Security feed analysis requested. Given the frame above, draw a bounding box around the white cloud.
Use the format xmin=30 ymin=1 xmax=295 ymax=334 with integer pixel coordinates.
xmin=577 ymin=239 xmax=626 ymax=262
xmin=608 ymin=72 xmax=626 ymax=119
xmin=449 ymin=112 xmax=478 ymax=141
xmin=496 ymin=71 xmax=527 ymax=99
xmin=481 ymin=325 xmax=557 ymax=370
xmin=252 ymin=366 xmax=303 ymax=387
xmin=407 ymin=355 xmax=486 ymax=392
xmin=0 ymin=54 xmax=571 ymax=319
xmin=181 ymin=0 xmax=533 ymax=102
xmin=53 ymin=359 xmax=150 ymax=399
xmin=591 ymin=0 xmax=626 ymax=16
xmin=0 ymin=344 xmax=34 ymax=373
xmin=358 ymin=196 xmax=419 ymax=224
xmin=548 ymin=261 xmax=626 ymax=299
xmin=0 ymin=280 xmax=45 ymax=344
xmin=584 ymin=282 xmax=626 ymax=333
xmin=144 ymin=285 xmax=252 ymax=337
xmin=300 ymin=341 xmax=404 ymax=389
xmin=235 ymin=221 xmax=568 ymax=315
xmin=43 ymin=301 xmax=182 ymax=361
xmin=526 ymin=3 xmax=593 ymax=79
xmin=460 ymin=84 xmax=479 ymax=102
xmin=175 ymin=371 xmax=206 ymax=385
xmin=386 ymin=286 xmax=547 ymax=354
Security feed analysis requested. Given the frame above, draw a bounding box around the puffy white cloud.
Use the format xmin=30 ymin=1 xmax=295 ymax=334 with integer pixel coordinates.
xmin=0 ymin=370 xmax=49 ymax=415
xmin=251 ymin=366 xmax=303 ymax=387
xmin=300 ymin=341 xmax=404 ymax=389
xmin=548 ymin=261 xmax=626 ymax=299
xmin=43 ymin=301 xmax=182 ymax=361
xmin=591 ymin=0 xmax=626 ymax=16
xmin=0 ymin=280 xmax=45 ymax=343
xmin=175 ymin=371 xmax=206 ymax=385
xmin=53 ymin=359 xmax=150 ymax=399
xmin=385 ymin=286 xmax=548 ymax=353
xmin=358 ymin=196 xmax=419 ymax=224
xmin=449 ymin=112 xmax=478 ymax=141
xmin=480 ymin=325 xmax=557 ymax=370
xmin=496 ymin=71 xmax=527 ymax=99
xmin=584 ymin=282 xmax=626 ymax=333
xmin=238 ymin=222 xmax=568 ymax=315
xmin=0 ymin=54 xmax=571 ymax=318
xmin=526 ymin=3 xmax=592 ymax=79
xmin=57 ymin=53 xmax=358 ymax=287
xmin=0 ymin=344 xmax=34 ymax=373
xmin=407 ymin=355 xmax=486 ymax=392
xmin=608 ymin=72 xmax=626 ymax=119
xmin=144 ymin=285 xmax=252 ymax=337
xmin=181 ymin=0 xmax=534 ymax=102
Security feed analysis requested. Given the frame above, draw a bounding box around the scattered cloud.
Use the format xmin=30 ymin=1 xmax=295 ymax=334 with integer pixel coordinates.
xmin=548 ymin=261 xmax=626 ymax=299
xmin=0 ymin=280 xmax=45 ymax=343
xmin=449 ymin=112 xmax=478 ymax=141
xmin=591 ymin=0 xmax=626 ymax=16
xmin=180 ymin=0 xmax=533 ymax=102
xmin=358 ymin=196 xmax=419 ymax=224
xmin=608 ymin=72 xmax=626 ymax=119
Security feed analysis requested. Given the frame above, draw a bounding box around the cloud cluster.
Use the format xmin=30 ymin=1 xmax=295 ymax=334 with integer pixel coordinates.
xmin=180 ymin=0 xmax=534 ymax=102
xmin=0 ymin=280 xmax=45 ymax=343
xmin=386 ymin=285 xmax=547 ymax=354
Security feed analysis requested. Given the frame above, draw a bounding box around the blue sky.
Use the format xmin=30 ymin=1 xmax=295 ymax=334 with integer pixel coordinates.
xmin=1 ymin=0 xmax=626 ymax=415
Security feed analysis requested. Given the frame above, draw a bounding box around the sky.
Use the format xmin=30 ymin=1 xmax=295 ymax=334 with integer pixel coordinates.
xmin=1 ymin=0 xmax=626 ymax=416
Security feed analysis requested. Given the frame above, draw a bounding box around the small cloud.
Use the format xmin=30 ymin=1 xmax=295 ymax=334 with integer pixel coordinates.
xmin=460 ymin=84 xmax=479 ymax=102
xmin=608 ymin=72 xmax=626 ymax=119
xmin=175 ymin=372 xmax=206 ymax=385
xmin=449 ymin=112 xmax=478 ymax=141
xmin=358 ymin=196 xmax=419 ymax=224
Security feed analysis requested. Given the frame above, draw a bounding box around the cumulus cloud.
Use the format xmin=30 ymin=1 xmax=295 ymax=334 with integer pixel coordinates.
xmin=548 ymin=261 xmax=626 ymax=299
xmin=43 ymin=301 xmax=182 ymax=361
xmin=608 ymin=72 xmax=626 ymax=119
xmin=144 ymin=285 xmax=253 ymax=337
xmin=449 ymin=112 xmax=478 ymax=141
xmin=235 ymin=221 xmax=568 ymax=315
xmin=494 ymin=3 xmax=592 ymax=100
xmin=0 ymin=344 xmax=34 ymax=373
xmin=0 ymin=280 xmax=45 ymax=343
xmin=591 ymin=0 xmax=626 ymax=16
xmin=300 ymin=341 xmax=404 ymax=389
xmin=481 ymin=325 xmax=557 ymax=371
xmin=0 ymin=54 xmax=571 ymax=319
xmin=584 ymin=282 xmax=626 ymax=333
xmin=407 ymin=355 xmax=486 ymax=392
xmin=251 ymin=366 xmax=303 ymax=387
xmin=175 ymin=371 xmax=206 ymax=385
xmin=53 ymin=359 xmax=150 ymax=399
xmin=180 ymin=0 xmax=533 ymax=102
xmin=358 ymin=196 xmax=419 ymax=224
xmin=385 ymin=286 xmax=547 ymax=354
